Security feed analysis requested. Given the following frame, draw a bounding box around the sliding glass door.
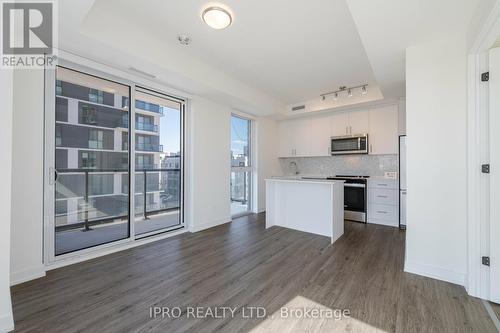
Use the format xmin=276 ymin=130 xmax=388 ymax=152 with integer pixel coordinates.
xmin=230 ymin=115 xmax=252 ymax=216
xmin=46 ymin=63 xmax=185 ymax=260
xmin=133 ymin=87 xmax=183 ymax=237
xmin=53 ymin=66 xmax=131 ymax=255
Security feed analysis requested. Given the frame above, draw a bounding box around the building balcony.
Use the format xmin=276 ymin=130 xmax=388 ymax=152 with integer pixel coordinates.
xmin=135 ymin=100 xmax=164 ymax=115
xmin=119 ymin=118 xmax=159 ymax=133
xmin=136 ymin=122 xmax=159 ymax=132
xmin=136 ymin=143 xmax=163 ymax=152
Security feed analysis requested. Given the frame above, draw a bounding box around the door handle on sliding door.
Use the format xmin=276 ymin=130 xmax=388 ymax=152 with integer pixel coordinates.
xmin=49 ymin=167 xmax=58 ymax=185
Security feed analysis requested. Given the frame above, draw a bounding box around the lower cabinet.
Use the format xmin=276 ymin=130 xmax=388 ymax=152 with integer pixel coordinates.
xmin=367 ymin=179 xmax=399 ymax=227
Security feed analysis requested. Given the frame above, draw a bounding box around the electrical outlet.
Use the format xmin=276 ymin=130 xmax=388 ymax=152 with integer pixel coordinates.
xmin=385 ymin=172 xmax=398 ymax=179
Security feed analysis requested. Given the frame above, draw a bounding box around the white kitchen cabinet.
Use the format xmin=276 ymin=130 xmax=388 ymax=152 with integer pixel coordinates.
xmin=295 ymin=116 xmax=331 ymax=157
xmin=277 ymin=119 xmax=299 ymax=157
xmin=348 ymin=110 xmax=369 ymax=135
xmin=330 ymin=112 xmax=349 ymax=137
xmin=277 ymin=116 xmax=330 ymax=157
xmin=368 ymin=106 xmax=399 ymax=155
xmin=367 ymin=179 xmax=399 ymax=227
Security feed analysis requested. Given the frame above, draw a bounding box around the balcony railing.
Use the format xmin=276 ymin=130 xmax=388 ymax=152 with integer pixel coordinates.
xmin=55 ymin=168 xmax=180 ymax=232
xmin=136 ymin=122 xmax=159 ymax=132
xmin=119 ymin=118 xmax=159 ymax=133
xmin=135 ymin=100 xmax=164 ymax=115
xmin=136 ymin=143 xmax=163 ymax=152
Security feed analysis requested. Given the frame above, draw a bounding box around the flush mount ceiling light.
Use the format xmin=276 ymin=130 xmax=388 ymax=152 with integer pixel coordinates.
xmin=202 ymin=6 xmax=232 ymax=29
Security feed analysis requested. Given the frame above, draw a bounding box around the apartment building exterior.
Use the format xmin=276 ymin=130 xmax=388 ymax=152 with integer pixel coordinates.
xmin=54 ymin=69 xmax=165 ymax=228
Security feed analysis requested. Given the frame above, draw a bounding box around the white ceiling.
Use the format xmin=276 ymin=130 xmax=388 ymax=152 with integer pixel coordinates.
xmin=59 ymin=0 xmax=483 ymax=116
xmin=347 ymin=0 xmax=481 ymax=99
xmin=81 ymin=0 xmax=378 ymax=105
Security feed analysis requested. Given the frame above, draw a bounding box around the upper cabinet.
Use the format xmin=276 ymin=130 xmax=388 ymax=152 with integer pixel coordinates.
xmin=368 ymin=105 xmax=399 ymax=155
xmin=277 ymin=104 xmax=399 ymax=158
xmin=330 ymin=112 xmax=349 ymax=137
xmin=348 ymin=110 xmax=370 ymax=135
xmin=330 ymin=110 xmax=369 ymax=137
xmin=278 ymin=119 xmax=300 ymax=157
xmin=277 ymin=115 xmax=330 ymax=157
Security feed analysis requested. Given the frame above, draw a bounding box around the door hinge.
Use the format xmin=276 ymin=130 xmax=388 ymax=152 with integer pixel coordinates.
xmin=482 ymin=164 xmax=490 ymax=174
xmin=482 ymin=72 xmax=489 ymax=82
xmin=482 ymin=256 xmax=490 ymax=266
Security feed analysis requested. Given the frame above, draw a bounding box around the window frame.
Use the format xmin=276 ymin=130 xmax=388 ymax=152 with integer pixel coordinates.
xmin=230 ymin=114 xmax=253 ymax=217
xmin=44 ymin=57 xmax=187 ymax=265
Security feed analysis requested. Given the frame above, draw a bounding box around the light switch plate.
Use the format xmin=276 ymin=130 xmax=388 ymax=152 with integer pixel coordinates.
xmin=384 ymin=172 xmax=398 ymax=179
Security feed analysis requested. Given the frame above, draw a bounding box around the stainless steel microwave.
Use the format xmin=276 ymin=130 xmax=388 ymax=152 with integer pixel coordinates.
xmin=331 ymin=134 xmax=368 ymax=155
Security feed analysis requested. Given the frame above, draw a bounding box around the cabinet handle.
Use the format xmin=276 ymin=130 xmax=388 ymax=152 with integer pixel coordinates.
xmin=350 ymin=126 xmax=352 ymax=134
xmin=377 ymin=211 xmax=388 ymax=214
xmin=377 ymin=184 xmax=388 ymax=186
xmin=377 ymin=195 xmax=388 ymax=198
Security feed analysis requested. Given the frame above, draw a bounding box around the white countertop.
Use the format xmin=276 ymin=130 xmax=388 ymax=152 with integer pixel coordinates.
xmin=266 ymin=176 xmax=345 ymax=185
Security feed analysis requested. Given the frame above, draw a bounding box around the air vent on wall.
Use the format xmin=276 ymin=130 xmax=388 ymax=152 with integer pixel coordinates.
xmin=291 ymin=105 xmax=306 ymax=112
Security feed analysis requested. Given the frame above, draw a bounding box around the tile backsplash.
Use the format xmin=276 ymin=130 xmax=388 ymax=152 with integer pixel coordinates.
xmin=279 ymin=154 xmax=399 ymax=178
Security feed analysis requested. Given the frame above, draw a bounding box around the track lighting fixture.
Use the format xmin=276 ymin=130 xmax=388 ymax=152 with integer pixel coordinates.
xmin=320 ymin=84 xmax=368 ymax=101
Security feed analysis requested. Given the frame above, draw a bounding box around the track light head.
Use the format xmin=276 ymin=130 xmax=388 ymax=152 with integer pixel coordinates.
xmin=362 ymin=86 xmax=367 ymax=95
xmin=347 ymin=89 xmax=352 ymax=97
xmin=334 ymin=92 xmax=338 ymax=100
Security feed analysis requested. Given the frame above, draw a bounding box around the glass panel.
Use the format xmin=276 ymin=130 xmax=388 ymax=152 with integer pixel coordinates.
xmin=344 ymin=187 xmax=365 ymax=212
xmin=54 ymin=66 xmax=130 ymax=256
xmin=134 ymin=88 xmax=182 ymax=236
xmin=231 ymin=171 xmax=251 ymax=215
xmin=231 ymin=116 xmax=250 ymax=167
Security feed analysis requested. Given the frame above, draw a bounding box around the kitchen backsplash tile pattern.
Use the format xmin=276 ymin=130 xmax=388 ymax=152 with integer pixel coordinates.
xmin=279 ymin=155 xmax=399 ymax=177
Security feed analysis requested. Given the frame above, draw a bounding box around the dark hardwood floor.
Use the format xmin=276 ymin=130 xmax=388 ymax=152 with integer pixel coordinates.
xmin=11 ymin=213 xmax=496 ymax=332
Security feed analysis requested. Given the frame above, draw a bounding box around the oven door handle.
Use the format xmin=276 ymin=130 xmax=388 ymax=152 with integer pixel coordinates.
xmin=344 ymin=183 xmax=366 ymax=188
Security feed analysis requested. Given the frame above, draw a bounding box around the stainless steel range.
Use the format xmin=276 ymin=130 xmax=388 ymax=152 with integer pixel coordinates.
xmin=329 ymin=175 xmax=369 ymax=223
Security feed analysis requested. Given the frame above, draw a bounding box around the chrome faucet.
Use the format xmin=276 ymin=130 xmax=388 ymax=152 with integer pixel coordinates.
xmin=289 ymin=161 xmax=299 ymax=175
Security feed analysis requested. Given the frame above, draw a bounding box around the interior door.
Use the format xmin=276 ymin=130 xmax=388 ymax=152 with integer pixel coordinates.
xmin=489 ymin=47 xmax=500 ymax=303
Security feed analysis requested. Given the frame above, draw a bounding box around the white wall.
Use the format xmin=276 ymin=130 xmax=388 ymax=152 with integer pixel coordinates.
xmin=10 ymin=70 xmax=46 ymax=285
xmin=254 ymin=117 xmax=281 ymax=213
xmin=405 ymin=37 xmax=468 ymax=285
xmin=188 ymin=97 xmax=232 ymax=232
xmin=0 ymin=68 xmax=15 ymax=332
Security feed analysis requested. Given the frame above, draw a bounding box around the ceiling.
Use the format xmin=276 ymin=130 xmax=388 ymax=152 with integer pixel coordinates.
xmin=59 ymin=0 xmax=482 ymax=116
xmin=84 ymin=0 xmax=377 ymax=105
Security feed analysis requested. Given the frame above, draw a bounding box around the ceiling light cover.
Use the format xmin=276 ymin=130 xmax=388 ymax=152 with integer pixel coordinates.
xmin=202 ymin=6 xmax=232 ymax=29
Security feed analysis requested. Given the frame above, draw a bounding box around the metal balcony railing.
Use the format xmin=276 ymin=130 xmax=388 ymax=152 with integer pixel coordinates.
xmin=136 ymin=122 xmax=159 ymax=132
xmin=136 ymin=143 xmax=163 ymax=152
xmin=54 ymin=168 xmax=180 ymax=232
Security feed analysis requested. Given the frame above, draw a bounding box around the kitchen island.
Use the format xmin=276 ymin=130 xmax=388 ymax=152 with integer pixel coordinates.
xmin=265 ymin=177 xmax=345 ymax=244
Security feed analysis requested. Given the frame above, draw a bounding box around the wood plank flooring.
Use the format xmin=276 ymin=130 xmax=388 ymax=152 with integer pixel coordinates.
xmin=490 ymin=302 xmax=500 ymax=323
xmin=11 ymin=213 xmax=496 ymax=332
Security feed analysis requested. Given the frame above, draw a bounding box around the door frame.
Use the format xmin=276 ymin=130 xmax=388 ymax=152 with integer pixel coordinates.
xmin=43 ymin=50 xmax=188 ymax=266
xmin=466 ymin=0 xmax=500 ymax=300
xmin=230 ymin=112 xmax=254 ymax=217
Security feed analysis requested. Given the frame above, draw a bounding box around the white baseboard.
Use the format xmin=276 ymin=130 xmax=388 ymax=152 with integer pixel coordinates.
xmin=404 ymin=260 xmax=466 ymax=286
xmin=10 ymin=265 xmax=46 ymax=286
xmin=0 ymin=312 xmax=14 ymax=333
xmin=190 ymin=216 xmax=231 ymax=233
